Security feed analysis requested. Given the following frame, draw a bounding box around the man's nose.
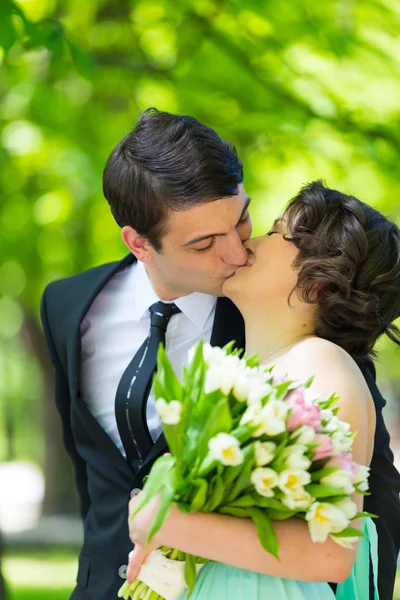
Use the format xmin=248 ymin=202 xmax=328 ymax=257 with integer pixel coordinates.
xmin=222 ymin=234 xmax=249 ymax=266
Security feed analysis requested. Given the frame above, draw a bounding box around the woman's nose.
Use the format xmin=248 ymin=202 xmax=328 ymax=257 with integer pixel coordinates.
xmin=243 ymin=236 xmax=262 ymax=255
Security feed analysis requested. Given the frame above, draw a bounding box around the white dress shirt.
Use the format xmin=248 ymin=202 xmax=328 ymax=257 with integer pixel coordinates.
xmin=80 ymin=260 xmax=217 ymax=455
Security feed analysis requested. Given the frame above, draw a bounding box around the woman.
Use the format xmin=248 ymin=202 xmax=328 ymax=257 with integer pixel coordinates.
xmin=127 ymin=180 xmax=400 ymax=599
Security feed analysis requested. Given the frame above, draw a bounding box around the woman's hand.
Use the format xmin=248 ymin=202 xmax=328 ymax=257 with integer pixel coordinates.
xmin=126 ymin=493 xmax=164 ymax=583
xmin=126 ymin=544 xmax=149 ymax=583
xmin=128 ymin=493 xmax=161 ymax=549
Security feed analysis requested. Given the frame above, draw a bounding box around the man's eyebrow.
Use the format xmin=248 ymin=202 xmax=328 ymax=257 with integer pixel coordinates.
xmin=182 ymin=197 xmax=251 ymax=247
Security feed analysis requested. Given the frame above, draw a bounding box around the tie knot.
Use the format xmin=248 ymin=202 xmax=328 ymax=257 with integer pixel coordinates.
xmin=149 ymin=301 xmax=181 ymax=331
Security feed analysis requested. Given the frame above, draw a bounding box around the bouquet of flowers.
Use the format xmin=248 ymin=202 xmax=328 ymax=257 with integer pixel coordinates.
xmin=118 ymin=340 xmax=372 ymax=600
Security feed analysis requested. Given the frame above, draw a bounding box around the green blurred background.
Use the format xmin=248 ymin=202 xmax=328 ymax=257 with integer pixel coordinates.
xmin=0 ymin=0 xmax=399 ymax=598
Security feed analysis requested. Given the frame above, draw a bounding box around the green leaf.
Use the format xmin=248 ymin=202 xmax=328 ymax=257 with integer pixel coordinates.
xmin=266 ymin=508 xmax=296 ymax=520
xmin=310 ymin=467 xmax=339 ymax=482
xmin=273 ymin=380 xmax=294 ymax=399
xmin=225 ymin=493 xmax=255 ymax=507
xmin=205 ymin=473 xmax=225 ymax=511
xmin=130 ymin=455 xmax=175 ymax=518
xmin=331 ymin=526 xmax=367 ymax=539
xmin=351 ymin=511 xmax=378 ymax=520
xmin=244 ymin=352 xmax=260 ymax=368
xmin=153 ymin=345 xmax=185 ymax=463
xmin=217 ymin=506 xmax=249 ymax=518
xmin=303 ymin=376 xmax=315 ymax=389
xmin=189 ymin=478 xmax=208 ymax=511
xmin=224 ymin=443 xmax=255 ymax=502
xmin=250 ymin=494 xmax=293 ymax=511
xmin=155 ymin=344 xmax=184 ymax=402
xmin=147 ymin=476 xmax=175 ymax=543
xmin=66 ymin=37 xmax=95 ymax=79
xmin=184 ymin=553 xmax=197 ymax=593
xmin=247 ymin=507 xmax=279 ymax=559
xmin=195 ymin=395 xmax=233 ymax=466
xmin=305 ymin=483 xmax=347 ymax=497
xmin=0 ymin=12 xmax=17 ymax=52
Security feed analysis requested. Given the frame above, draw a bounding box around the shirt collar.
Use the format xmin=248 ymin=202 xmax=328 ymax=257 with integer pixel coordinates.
xmin=131 ymin=261 xmax=217 ymax=331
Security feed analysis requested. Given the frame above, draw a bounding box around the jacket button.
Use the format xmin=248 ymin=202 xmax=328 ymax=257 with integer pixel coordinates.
xmin=130 ymin=488 xmax=141 ymax=498
xmin=118 ymin=565 xmax=127 ymax=579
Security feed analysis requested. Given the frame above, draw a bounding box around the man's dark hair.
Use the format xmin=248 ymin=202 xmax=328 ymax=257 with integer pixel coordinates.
xmin=283 ymin=180 xmax=400 ymax=358
xmin=103 ymin=108 xmax=243 ymax=251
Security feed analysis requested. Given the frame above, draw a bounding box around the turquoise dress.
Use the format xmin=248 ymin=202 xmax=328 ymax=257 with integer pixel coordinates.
xmin=180 ymin=518 xmax=379 ymax=600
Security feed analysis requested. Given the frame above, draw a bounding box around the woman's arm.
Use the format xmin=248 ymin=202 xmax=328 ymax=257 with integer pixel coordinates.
xmin=129 ymin=338 xmax=374 ymax=583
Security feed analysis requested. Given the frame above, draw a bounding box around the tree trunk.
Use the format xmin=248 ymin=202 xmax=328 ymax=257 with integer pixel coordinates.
xmin=21 ymin=309 xmax=79 ymax=515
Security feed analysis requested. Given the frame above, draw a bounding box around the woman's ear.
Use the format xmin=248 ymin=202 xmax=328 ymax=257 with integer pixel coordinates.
xmin=121 ymin=226 xmax=154 ymax=262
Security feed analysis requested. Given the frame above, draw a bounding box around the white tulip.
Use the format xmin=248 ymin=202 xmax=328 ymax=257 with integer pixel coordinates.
xmin=330 ymin=535 xmax=359 ymax=549
xmin=320 ymin=469 xmax=355 ymax=495
xmin=240 ymin=402 xmax=263 ymax=430
xmin=306 ymin=502 xmax=349 ymax=543
xmin=331 ymin=431 xmax=353 ymax=455
xmin=281 ymin=445 xmax=312 ymax=470
xmin=258 ymin=400 xmax=288 ymax=436
xmin=248 ymin=381 xmax=274 ymax=405
xmin=337 ymin=420 xmax=351 ymax=434
xmin=333 ymin=498 xmax=358 ymax=520
xmin=202 ymin=343 xmax=226 ymax=366
xmin=208 ymin=433 xmax=244 ymax=466
xmin=155 ymin=398 xmax=182 ymax=425
xmin=324 ymin=416 xmax=340 ymax=433
xmin=278 ymin=469 xmax=311 ymax=497
xmin=251 ymin=467 xmax=279 ymax=497
xmin=353 ymin=465 xmax=370 ymax=492
xmin=254 ymin=441 xmax=276 ymax=467
xmin=136 ymin=549 xmax=205 ymax=600
xmin=320 ymin=409 xmax=334 ymax=423
xmin=204 ymin=358 xmax=239 ymax=396
xmin=290 ymin=425 xmax=315 ymax=445
xmin=281 ymin=489 xmax=313 ymax=510
xmin=232 ymin=366 xmax=259 ymax=402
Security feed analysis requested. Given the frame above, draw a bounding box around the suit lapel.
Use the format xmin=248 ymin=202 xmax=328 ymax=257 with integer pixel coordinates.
xmin=66 ymin=254 xmax=136 ymax=477
xmin=66 ymin=254 xmax=136 ymax=398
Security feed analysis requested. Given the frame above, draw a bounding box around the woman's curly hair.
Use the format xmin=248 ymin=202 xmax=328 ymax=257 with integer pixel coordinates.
xmin=283 ymin=180 xmax=400 ymax=359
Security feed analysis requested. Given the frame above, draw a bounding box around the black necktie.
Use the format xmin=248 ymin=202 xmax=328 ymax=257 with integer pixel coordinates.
xmin=115 ymin=301 xmax=181 ymax=466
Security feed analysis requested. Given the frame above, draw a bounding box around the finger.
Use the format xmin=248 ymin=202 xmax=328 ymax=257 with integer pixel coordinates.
xmin=126 ymin=545 xmax=149 ymax=584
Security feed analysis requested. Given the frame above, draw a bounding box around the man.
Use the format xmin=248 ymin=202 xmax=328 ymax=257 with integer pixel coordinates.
xmin=41 ymin=109 xmax=400 ymax=600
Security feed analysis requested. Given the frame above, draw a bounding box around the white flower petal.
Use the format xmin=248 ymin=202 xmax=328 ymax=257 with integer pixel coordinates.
xmin=330 ymin=535 xmax=359 ymax=549
xmin=208 ymin=433 xmax=244 ymax=466
xmin=251 ymin=467 xmax=279 ymax=497
xmin=306 ymin=502 xmax=349 ymax=543
xmin=254 ymin=441 xmax=276 ymax=467
xmin=156 ymin=398 xmax=182 ymax=425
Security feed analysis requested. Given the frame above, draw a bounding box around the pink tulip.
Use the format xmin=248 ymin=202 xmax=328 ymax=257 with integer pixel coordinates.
xmin=326 ymin=452 xmax=359 ymax=481
xmin=286 ymin=388 xmax=322 ymax=432
xmin=312 ymin=434 xmax=334 ymax=461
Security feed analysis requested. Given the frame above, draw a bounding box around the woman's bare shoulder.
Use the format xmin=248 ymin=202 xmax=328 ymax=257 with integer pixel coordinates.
xmin=277 ymin=336 xmax=370 ymax=400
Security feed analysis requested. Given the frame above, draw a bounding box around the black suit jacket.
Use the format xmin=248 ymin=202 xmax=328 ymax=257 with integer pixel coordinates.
xmin=41 ymin=254 xmax=400 ymax=600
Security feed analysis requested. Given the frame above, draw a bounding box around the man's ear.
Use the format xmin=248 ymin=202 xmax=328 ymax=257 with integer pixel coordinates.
xmin=121 ymin=226 xmax=154 ymax=262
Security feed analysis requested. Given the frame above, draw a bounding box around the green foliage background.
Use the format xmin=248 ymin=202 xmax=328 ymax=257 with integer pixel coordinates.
xmin=0 ymin=0 xmax=399 ymax=503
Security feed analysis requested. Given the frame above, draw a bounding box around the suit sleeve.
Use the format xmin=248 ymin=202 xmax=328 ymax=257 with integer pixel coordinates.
xmin=41 ymin=286 xmax=91 ymax=519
